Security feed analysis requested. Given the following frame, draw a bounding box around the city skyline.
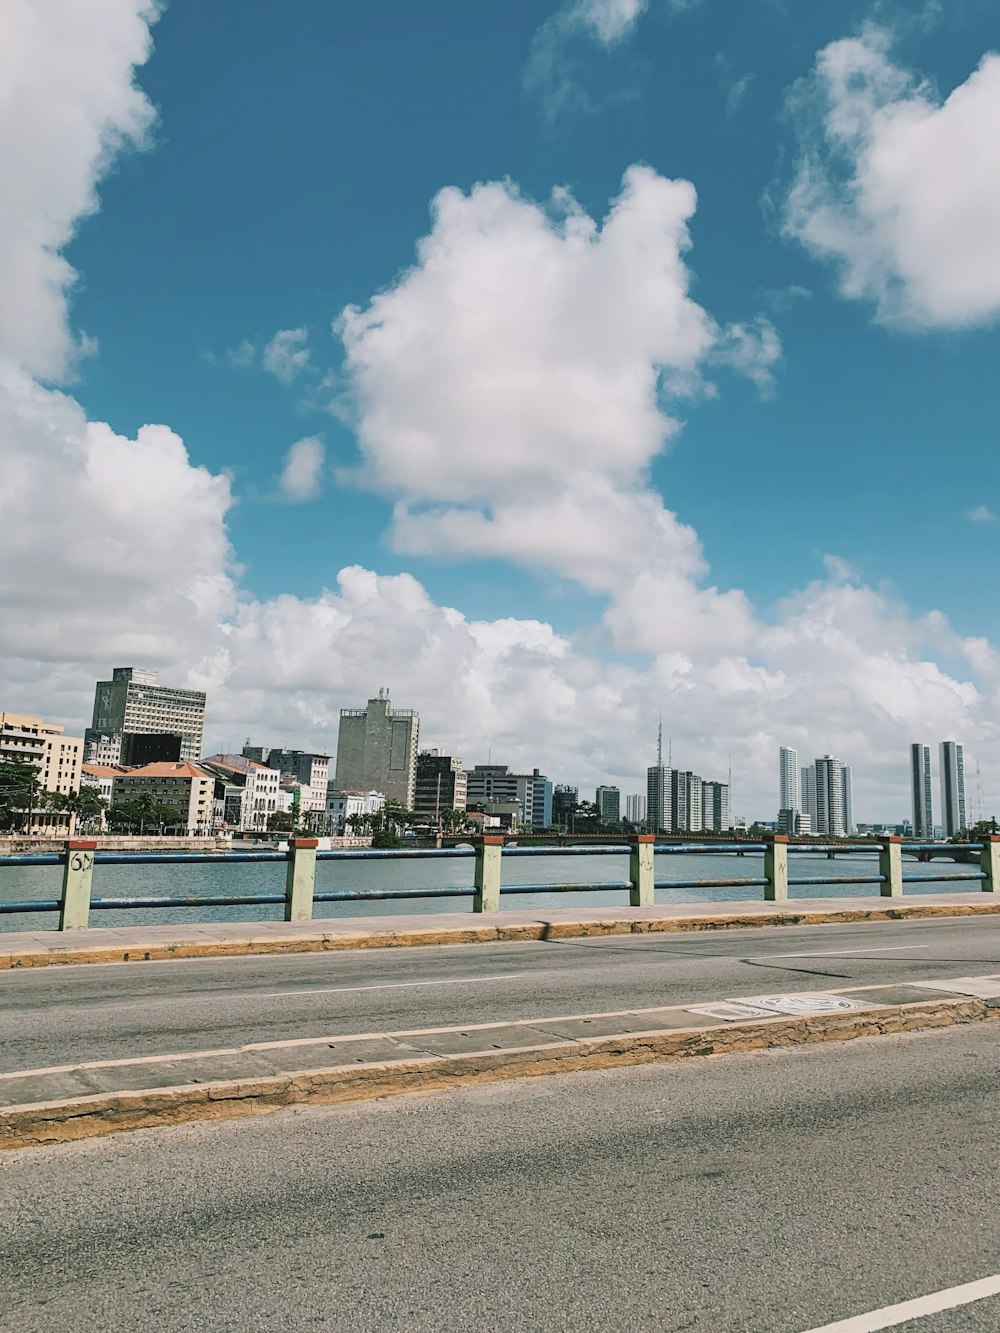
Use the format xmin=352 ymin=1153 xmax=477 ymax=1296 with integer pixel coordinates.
xmin=3 ymin=4 xmax=1000 ymax=821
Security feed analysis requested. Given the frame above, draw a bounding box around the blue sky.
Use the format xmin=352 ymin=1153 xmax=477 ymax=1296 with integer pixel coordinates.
xmin=3 ymin=0 xmax=1000 ymax=818
xmin=64 ymin=0 xmax=998 ymax=631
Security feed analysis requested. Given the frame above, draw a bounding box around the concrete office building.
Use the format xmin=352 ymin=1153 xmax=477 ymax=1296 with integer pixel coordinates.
xmin=779 ymin=747 xmax=799 ymax=818
xmin=801 ymin=765 xmax=818 ymax=825
xmin=466 ymin=764 xmax=549 ymax=828
xmin=413 ymin=751 xmax=468 ymax=822
xmin=334 ymin=691 xmax=419 ymax=809
xmin=939 ymin=741 xmax=967 ymax=837
xmin=552 ymin=784 xmax=578 ymax=829
xmin=595 ymin=785 xmax=621 ymax=825
xmin=87 ymin=667 xmax=206 ymax=763
xmin=910 ymin=744 xmax=933 ymax=839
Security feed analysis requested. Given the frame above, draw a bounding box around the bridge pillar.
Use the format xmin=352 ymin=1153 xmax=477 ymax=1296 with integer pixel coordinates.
xmin=764 ymin=835 xmax=788 ymax=901
xmin=59 ymin=839 xmax=97 ymax=930
xmin=473 ymin=836 xmax=504 ymax=913
xmin=979 ymin=836 xmax=1000 ymax=893
xmin=629 ymin=834 xmax=656 ymax=907
xmin=284 ymin=838 xmax=318 ymax=922
xmin=879 ymin=837 xmax=903 ymax=897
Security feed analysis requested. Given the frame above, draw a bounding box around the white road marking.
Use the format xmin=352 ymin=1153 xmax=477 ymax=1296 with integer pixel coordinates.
xmin=259 ymin=973 xmax=524 ymax=1000
xmin=799 ymin=1273 xmax=1000 ymax=1331
xmin=758 ymin=945 xmax=931 ymax=959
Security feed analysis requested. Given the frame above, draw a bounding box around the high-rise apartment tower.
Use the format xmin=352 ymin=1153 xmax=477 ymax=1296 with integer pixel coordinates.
xmin=909 ymin=744 xmax=933 ymax=839
xmin=939 ymin=741 xmax=966 ymax=837
xmin=778 ymin=747 xmax=799 ymax=815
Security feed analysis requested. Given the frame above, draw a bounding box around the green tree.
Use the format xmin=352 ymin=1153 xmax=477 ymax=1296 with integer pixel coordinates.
xmin=267 ymin=811 xmax=296 ymax=833
xmin=0 ymin=759 xmax=46 ymax=831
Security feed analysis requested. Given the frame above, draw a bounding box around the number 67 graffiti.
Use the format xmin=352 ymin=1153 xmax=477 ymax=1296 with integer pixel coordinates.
xmin=69 ymin=852 xmax=94 ymax=872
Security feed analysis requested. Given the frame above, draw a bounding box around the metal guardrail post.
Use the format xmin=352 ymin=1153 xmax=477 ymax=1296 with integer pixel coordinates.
xmin=629 ymin=834 xmax=656 ymax=907
xmin=473 ymin=836 xmax=504 ymax=913
xmin=285 ymin=838 xmax=318 ymax=922
xmin=764 ymin=834 xmax=788 ymax=901
xmin=879 ymin=836 xmax=903 ymax=897
xmin=59 ymin=839 xmax=97 ymax=930
xmin=979 ymin=835 xmax=1000 ymax=893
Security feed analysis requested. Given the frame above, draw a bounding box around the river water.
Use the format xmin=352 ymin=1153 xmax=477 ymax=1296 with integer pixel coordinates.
xmin=0 ymin=849 xmax=982 ymax=933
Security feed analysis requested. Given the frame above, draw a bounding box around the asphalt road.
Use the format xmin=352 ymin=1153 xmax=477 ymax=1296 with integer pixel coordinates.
xmin=4 ymin=1022 xmax=1000 ymax=1331
xmin=6 ymin=915 xmax=1000 ymax=1072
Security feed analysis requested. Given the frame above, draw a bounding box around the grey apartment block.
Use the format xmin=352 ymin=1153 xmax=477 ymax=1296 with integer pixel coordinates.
xmin=334 ymin=694 xmax=419 ymax=809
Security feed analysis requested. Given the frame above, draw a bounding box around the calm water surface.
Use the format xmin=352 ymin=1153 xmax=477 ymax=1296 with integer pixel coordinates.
xmin=0 ymin=849 xmax=982 ymax=932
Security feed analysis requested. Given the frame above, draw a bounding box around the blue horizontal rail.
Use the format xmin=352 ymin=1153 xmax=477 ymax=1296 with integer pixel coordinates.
xmin=788 ymin=875 xmax=886 ymax=886
xmin=901 ymin=871 xmax=986 ymax=883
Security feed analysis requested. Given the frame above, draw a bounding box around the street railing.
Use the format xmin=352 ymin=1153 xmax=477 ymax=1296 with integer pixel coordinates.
xmin=0 ymin=833 xmax=996 ymax=931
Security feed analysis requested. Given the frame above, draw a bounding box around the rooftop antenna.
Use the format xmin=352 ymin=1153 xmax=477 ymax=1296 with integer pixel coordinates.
xmin=657 ymin=716 xmax=663 ymax=770
xmin=668 ymin=735 xmax=672 ymax=770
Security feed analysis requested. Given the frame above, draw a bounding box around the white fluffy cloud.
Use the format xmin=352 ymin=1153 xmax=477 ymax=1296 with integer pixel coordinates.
xmin=0 ymin=0 xmax=157 ymax=380
xmin=3 ymin=2 xmax=1000 ymax=820
xmin=262 ymin=327 xmax=312 ymax=383
xmin=784 ymin=26 xmax=1000 ymax=328
xmin=338 ymin=165 xmax=775 ymax=647
xmin=278 ymin=436 xmax=325 ymax=502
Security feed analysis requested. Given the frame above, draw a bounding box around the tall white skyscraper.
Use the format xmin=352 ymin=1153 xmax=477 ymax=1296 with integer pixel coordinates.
xmin=841 ymin=765 xmax=854 ymax=836
xmin=779 ymin=746 xmax=799 ymax=816
xmin=910 ymin=744 xmax=933 ymax=839
xmin=625 ymin=793 xmax=647 ymax=826
xmin=813 ymin=755 xmax=846 ymax=837
xmin=939 ymin=741 xmax=966 ymax=837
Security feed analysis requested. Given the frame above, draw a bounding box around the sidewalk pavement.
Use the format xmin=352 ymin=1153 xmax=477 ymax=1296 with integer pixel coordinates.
xmin=3 ymin=893 xmax=1000 ymax=969
xmin=4 ymin=973 xmax=1000 ymax=1150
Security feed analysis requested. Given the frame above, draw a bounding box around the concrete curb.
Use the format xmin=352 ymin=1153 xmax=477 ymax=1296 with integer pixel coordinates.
xmin=2 ymin=994 xmax=994 ymax=1151
xmin=5 ymin=900 xmax=1000 ymax=969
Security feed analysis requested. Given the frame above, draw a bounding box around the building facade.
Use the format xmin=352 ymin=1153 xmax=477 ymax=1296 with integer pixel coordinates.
xmin=334 ymin=692 xmax=419 ymax=809
xmin=0 ymin=711 xmax=84 ymax=834
xmin=87 ymin=667 xmax=206 ymax=763
xmin=939 ymin=741 xmax=966 ymax=837
xmin=201 ymin=754 xmax=282 ymax=831
xmin=413 ymin=751 xmax=468 ymax=822
xmin=242 ymin=746 xmax=330 ymax=816
xmin=909 ymin=743 xmax=933 ymax=839
xmin=112 ymin=762 xmax=215 ymax=833
xmin=325 ymin=789 xmax=385 ymax=835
